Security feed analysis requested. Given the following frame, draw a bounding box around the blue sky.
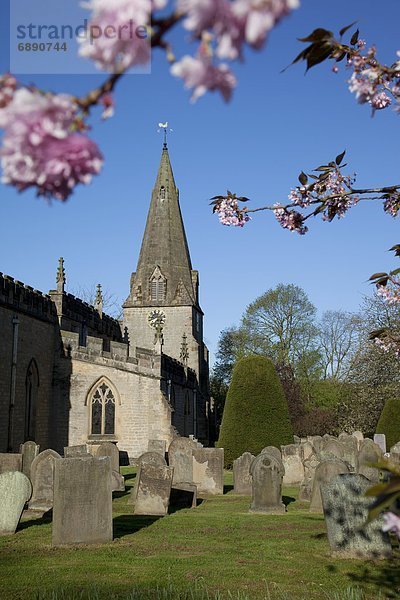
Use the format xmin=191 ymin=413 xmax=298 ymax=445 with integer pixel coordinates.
xmin=1 ymin=0 xmax=399 ymax=362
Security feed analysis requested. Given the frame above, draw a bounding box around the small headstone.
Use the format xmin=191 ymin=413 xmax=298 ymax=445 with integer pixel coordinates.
xmin=170 ymin=483 xmax=197 ymax=509
xmin=390 ymin=442 xmax=400 ymax=464
xmin=128 ymin=452 xmax=167 ymax=505
xmin=301 ymin=441 xmax=314 ymax=462
xmin=29 ymin=449 xmax=61 ymax=511
xmin=0 ymin=471 xmax=32 ymax=535
xmin=250 ymin=452 xmax=285 ymax=514
xmin=233 ymin=452 xmax=255 ymax=495
xmin=299 ymin=453 xmax=319 ymax=502
xmin=358 ymin=439 xmax=383 ymax=482
xmin=134 ymin=463 xmax=173 ymax=516
xmin=95 ymin=442 xmax=119 ymax=472
xmin=281 ymin=444 xmax=304 ymax=485
xmin=0 ymin=453 xmax=22 ymax=475
xmin=111 ymin=470 xmax=125 ymax=492
xmin=336 ymin=433 xmax=358 ymax=472
xmin=307 ymin=436 xmax=324 ymax=454
xmin=147 ymin=440 xmax=166 ymax=456
xmin=52 ymin=456 xmax=113 ymax=546
xmin=373 ymin=434 xmax=387 ymax=454
xmin=310 ymin=458 xmax=349 ymax=513
xmin=321 ymin=473 xmax=392 ymax=558
xmin=168 ymin=437 xmax=197 ymax=484
xmin=192 ymin=448 xmax=224 ymax=496
xmin=64 ymin=445 xmax=89 ymax=458
xmin=323 ymin=439 xmax=345 ymax=461
xmin=20 ymin=442 xmax=39 ymax=479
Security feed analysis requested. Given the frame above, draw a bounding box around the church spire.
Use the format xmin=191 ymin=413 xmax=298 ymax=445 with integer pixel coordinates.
xmin=125 ymin=144 xmax=197 ymax=308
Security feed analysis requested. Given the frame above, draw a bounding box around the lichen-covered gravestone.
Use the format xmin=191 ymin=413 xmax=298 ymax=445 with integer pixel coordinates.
xmin=261 ymin=446 xmax=282 ymax=461
xmin=233 ymin=452 xmax=255 ymax=495
xmin=29 ymin=449 xmax=61 ymax=511
xmin=168 ymin=437 xmax=197 ymax=484
xmin=52 ymin=456 xmax=113 ymax=546
xmin=281 ymin=444 xmax=304 ymax=485
xmin=147 ymin=440 xmax=166 ymax=456
xmin=337 ymin=433 xmax=358 ymax=472
xmin=249 ymin=452 xmax=285 ymax=514
xmin=299 ymin=453 xmax=319 ymax=502
xmin=134 ymin=463 xmax=174 ymax=516
xmin=94 ymin=442 xmax=119 ymax=473
xmin=358 ymin=439 xmax=383 ymax=482
xmin=321 ymin=473 xmax=392 ymax=558
xmin=310 ymin=459 xmax=349 ymax=513
xmin=20 ymin=441 xmax=39 ymax=479
xmin=128 ymin=451 xmax=167 ymax=505
xmin=192 ymin=448 xmax=224 ymax=496
xmin=0 ymin=471 xmax=32 ymax=535
xmin=0 ymin=453 xmax=22 ymax=475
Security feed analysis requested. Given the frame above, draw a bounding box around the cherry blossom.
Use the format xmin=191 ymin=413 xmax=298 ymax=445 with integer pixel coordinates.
xmin=0 ymin=74 xmax=17 ymax=109
xmin=382 ymin=512 xmax=400 ymax=537
xmin=273 ymin=206 xmax=308 ymax=234
xmin=213 ymin=196 xmax=250 ymax=227
xmin=171 ymin=53 xmax=237 ymax=102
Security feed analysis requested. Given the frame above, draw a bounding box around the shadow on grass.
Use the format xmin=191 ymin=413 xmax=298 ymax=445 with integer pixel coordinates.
xmin=346 ymin=560 xmax=400 ymax=599
xmin=18 ymin=510 xmax=53 ymax=531
xmin=123 ymin=473 xmax=136 ymax=482
xmin=223 ymin=484 xmax=234 ymax=494
xmin=282 ymin=495 xmax=296 ymax=507
xmin=113 ymin=514 xmax=162 ymax=539
xmin=113 ymin=490 xmax=131 ymax=500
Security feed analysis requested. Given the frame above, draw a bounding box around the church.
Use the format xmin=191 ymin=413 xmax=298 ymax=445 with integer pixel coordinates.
xmin=0 ymin=142 xmax=213 ymax=459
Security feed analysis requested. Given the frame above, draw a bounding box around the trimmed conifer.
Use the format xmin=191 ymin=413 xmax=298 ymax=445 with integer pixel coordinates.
xmin=376 ymin=396 xmax=400 ymax=449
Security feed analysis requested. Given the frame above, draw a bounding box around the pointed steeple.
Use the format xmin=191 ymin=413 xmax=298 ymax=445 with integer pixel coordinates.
xmin=125 ymin=144 xmax=198 ymax=307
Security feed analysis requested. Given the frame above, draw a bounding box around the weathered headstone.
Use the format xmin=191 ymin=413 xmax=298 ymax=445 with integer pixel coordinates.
xmin=128 ymin=452 xmax=167 ymax=505
xmin=321 ymin=473 xmax=392 ymax=558
xmin=261 ymin=446 xmax=282 ymax=461
xmin=307 ymin=436 xmax=324 ymax=454
xmin=192 ymin=448 xmax=224 ymax=496
xmin=0 ymin=453 xmax=22 ymax=475
xmin=374 ymin=434 xmax=387 ymax=454
xmin=147 ymin=440 xmax=166 ymax=456
xmin=29 ymin=449 xmax=61 ymax=511
xmin=52 ymin=456 xmax=113 ymax=546
xmin=134 ymin=463 xmax=173 ymax=516
xmin=337 ymin=433 xmax=358 ymax=472
xmin=64 ymin=445 xmax=89 ymax=458
xmin=112 ymin=470 xmax=125 ymax=492
xmin=299 ymin=453 xmax=319 ymax=502
xmin=281 ymin=444 xmax=304 ymax=485
xmin=358 ymin=439 xmax=383 ymax=483
xmin=0 ymin=471 xmax=32 ymax=536
xmin=301 ymin=441 xmax=314 ymax=462
xmin=170 ymin=482 xmax=197 ymax=509
xmin=250 ymin=452 xmax=285 ymax=514
xmin=233 ymin=452 xmax=255 ymax=495
xmin=95 ymin=442 xmax=119 ymax=473
xmin=352 ymin=431 xmax=364 ymax=449
xmin=168 ymin=437 xmax=197 ymax=484
xmin=310 ymin=458 xmax=349 ymax=513
xmin=20 ymin=442 xmax=39 ymax=479
xmin=323 ymin=438 xmax=345 ymax=461
xmin=390 ymin=442 xmax=400 ymax=464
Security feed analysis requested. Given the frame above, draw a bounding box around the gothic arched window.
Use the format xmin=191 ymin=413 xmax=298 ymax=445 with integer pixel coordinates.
xmin=89 ymin=381 xmax=116 ymax=435
xmin=150 ymin=266 xmax=166 ymax=302
xmin=25 ymin=359 xmax=39 ymax=440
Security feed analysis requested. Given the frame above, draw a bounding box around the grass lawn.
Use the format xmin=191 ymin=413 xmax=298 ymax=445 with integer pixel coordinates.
xmin=0 ymin=468 xmax=399 ymax=600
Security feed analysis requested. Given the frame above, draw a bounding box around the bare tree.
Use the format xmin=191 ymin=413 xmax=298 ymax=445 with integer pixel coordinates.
xmin=317 ymin=310 xmax=361 ymax=380
xmin=71 ymin=284 xmax=123 ymax=320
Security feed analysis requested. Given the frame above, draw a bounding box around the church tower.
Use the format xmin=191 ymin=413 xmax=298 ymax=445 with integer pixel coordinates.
xmin=123 ymin=142 xmax=210 ymax=436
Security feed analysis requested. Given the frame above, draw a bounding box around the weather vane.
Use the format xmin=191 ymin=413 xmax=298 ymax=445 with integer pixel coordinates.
xmin=157 ymin=121 xmax=173 ymax=147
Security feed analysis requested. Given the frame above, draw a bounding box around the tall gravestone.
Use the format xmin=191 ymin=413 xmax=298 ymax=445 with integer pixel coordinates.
xmin=281 ymin=444 xmax=304 ymax=485
xmin=250 ymin=452 xmax=285 ymax=514
xmin=168 ymin=437 xmax=197 ymax=484
xmin=310 ymin=458 xmax=349 ymax=513
xmin=20 ymin=442 xmax=39 ymax=479
xmin=373 ymin=434 xmax=387 ymax=454
xmin=128 ymin=452 xmax=167 ymax=505
xmin=337 ymin=433 xmax=358 ymax=472
xmin=0 ymin=453 xmax=22 ymax=475
xmin=52 ymin=456 xmax=113 ymax=546
xmin=321 ymin=473 xmax=392 ymax=558
xmin=358 ymin=439 xmax=383 ymax=482
xmin=0 ymin=471 xmax=32 ymax=536
xmin=352 ymin=431 xmax=364 ymax=449
xmin=233 ymin=452 xmax=255 ymax=495
xmin=134 ymin=463 xmax=174 ymax=516
xmin=29 ymin=449 xmax=61 ymax=511
xmin=299 ymin=453 xmax=319 ymax=502
xmin=95 ymin=442 xmax=119 ymax=473
xmin=192 ymin=448 xmax=224 ymax=496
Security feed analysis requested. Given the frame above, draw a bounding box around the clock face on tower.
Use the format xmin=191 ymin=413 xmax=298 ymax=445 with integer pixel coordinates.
xmin=147 ymin=309 xmax=166 ymax=328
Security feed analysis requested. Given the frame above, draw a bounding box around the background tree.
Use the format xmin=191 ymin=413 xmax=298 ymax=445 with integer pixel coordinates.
xmin=317 ymin=310 xmax=361 ymax=380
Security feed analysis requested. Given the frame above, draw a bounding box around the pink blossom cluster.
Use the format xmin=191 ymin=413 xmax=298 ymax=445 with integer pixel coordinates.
xmin=273 ymin=206 xmax=308 ymax=234
xmin=0 ymin=74 xmax=17 ymax=109
xmin=374 ymin=337 xmax=400 ymax=356
xmin=79 ymin=0 xmax=157 ymax=72
xmin=214 ymin=197 xmax=250 ymax=226
xmin=171 ymin=52 xmax=237 ymax=101
xmin=0 ymin=87 xmax=103 ymax=200
xmin=382 ymin=512 xmax=400 ymax=537
xmin=377 ymin=282 xmax=400 ymax=305
xmin=178 ymin=0 xmax=299 ymax=60
xmin=383 ymin=195 xmax=400 ymax=217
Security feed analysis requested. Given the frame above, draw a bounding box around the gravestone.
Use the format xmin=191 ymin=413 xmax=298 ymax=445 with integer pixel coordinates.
xmin=52 ymin=456 xmax=112 ymax=546
xmin=310 ymin=458 xmax=349 ymax=513
xmin=321 ymin=473 xmax=392 ymax=558
xmin=308 ymin=436 xmax=324 ymax=454
xmin=20 ymin=442 xmax=39 ymax=479
xmin=147 ymin=440 xmax=166 ymax=456
xmin=134 ymin=463 xmax=174 ymax=516
xmin=323 ymin=439 xmax=345 ymax=461
xmin=0 ymin=471 xmax=32 ymax=536
xmin=390 ymin=442 xmax=400 ymax=464
xmin=168 ymin=437 xmax=197 ymax=484
xmin=128 ymin=451 xmax=167 ymax=505
xmin=299 ymin=453 xmax=319 ymax=502
xmin=112 ymin=470 xmax=125 ymax=492
xmin=29 ymin=449 xmax=61 ymax=511
xmin=337 ymin=433 xmax=358 ymax=472
xmin=373 ymin=434 xmax=387 ymax=454
xmin=64 ymin=445 xmax=89 ymax=458
xmin=250 ymin=452 xmax=285 ymax=514
xmin=0 ymin=453 xmax=22 ymax=475
xmin=192 ymin=448 xmax=224 ymax=496
xmin=281 ymin=444 xmax=304 ymax=485
xmin=301 ymin=441 xmax=314 ymax=462
xmin=261 ymin=446 xmax=282 ymax=461
xmin=95 ymin=442 xmax=119 ymax=472
xmin=170 ymin=482 xmax=197 ymax=509
xmin=358 ymin=439 xmax=383 ymax=482
xmin=233 ymin=452 xmax=255 ymax=495
xmin=352 ymin=431 xmax=364 ymax=449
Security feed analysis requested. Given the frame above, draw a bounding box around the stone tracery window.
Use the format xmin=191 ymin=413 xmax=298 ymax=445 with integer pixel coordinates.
xmin=150 ymin=266 xmax=166 ymax=302
xmin=25 ymin=359 xmax=39 ymax=441
xmin=90 ymin=381 xmax=116 ymax=435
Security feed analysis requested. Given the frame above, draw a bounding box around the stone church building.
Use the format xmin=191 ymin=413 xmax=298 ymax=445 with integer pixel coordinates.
xmin=0 ymin=143 xmax=213 ymax=459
